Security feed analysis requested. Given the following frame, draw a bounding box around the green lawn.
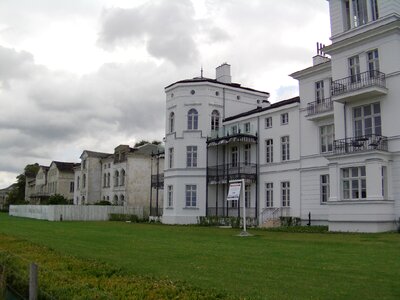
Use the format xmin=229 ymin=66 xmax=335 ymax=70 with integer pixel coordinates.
xmin=0 ymin=213 xmax=399 ymax=299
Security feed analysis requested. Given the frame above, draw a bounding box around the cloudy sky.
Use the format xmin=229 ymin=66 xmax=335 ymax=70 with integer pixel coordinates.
xmin=0 ymin=0 xmax=330 ymax=188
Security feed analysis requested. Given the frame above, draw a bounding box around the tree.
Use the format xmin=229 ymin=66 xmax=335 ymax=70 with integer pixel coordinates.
xmin=46 ymin=194 xmax=69 ymax=205
xmin=134 ymin=140 xmax=149 ymax=147
xmin=6 ymin=163 xmax=39 ymax=206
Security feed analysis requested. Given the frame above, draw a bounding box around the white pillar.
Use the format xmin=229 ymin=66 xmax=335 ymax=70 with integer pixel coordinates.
xmin=366 ymin=158 xmax=384 ymax=201
xmin=328 ymin=163 xmax=339 ymax=202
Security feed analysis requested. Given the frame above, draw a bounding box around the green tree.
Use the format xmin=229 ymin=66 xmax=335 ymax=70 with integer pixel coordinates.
xmin=47 ymin=194 xmax=69 ymax=205
xmin=134 ymin=140 xmax=149 ymax=147
xmin=6 ymin=163 xmax=39 ymax=206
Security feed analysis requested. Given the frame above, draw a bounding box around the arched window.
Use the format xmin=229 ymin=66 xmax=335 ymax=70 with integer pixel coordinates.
xmin=107 ymin=173 xmax=110 ymax=187
xmin=211 ymin=110 xmax=220 ymax=131
xmin=82 ymin=196 xmax=85 ymax=204
xmin=120 ymin=195 xmax=125 ymax=206
xmin=121 ymin=169 xmax=125 ymax=186
xmin=113 ymin=195 xmax=118 ymax=205
xmin=114 ymin=171 xmax=119 ymax=187
xmin=187 ymin=108 xmax=198 ymax=130
xmin=169 ymin=112 xmax=175 ymax=133
xmin=103 ymin=173 xmax=107 ymax=187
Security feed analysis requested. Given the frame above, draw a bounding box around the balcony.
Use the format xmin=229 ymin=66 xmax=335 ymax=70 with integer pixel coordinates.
xmin=331 ymin=70 xmax=387 ymax=103
xmin=151 ymin=174 xmax=164 ymax=189
xmin=306 ymin=97 xmax=333 ymax=120
xmin=207 ymin=163 xmax=257 ymax=184
xmin=333 ymin=134 xmax=388 ymax=155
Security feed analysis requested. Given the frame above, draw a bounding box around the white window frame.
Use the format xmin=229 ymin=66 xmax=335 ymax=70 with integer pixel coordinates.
xmin=281 ymin=136 xmax=290 ymax=161
xmin=353 ymin=102 xmax=381 ymax=137
xmin=244 ymin=144 xmax=251 ymax=166
xmin=211 ymin=110 xmax=220 ymax=131
xmin=265 ymin=117 xmax=272 ymax=129
xmin=187 ymin=109 xmax=198 ymax=130
xmin=265 ymin=182 xmax=273 ymax=207
xmin=186 ymin=146 xmax=198 ymax=168
xmin=167 ymin=185 xmax=173 ymax=207
xmin=349 ymin=55 xmax=361 ymax=83
xmin=245 ymin=185 xmax=251 ymax=208
xmin=185 ymin=185 xmax=197 ymax=207
xmin=168 ymin=147 xmax=174 ymax=168
xmin=281 ymin=181 xmax=290 ymax=207
xmin=315 ymin=80 xmax=325 ymax=102
xmin=320 ymin=124 xmax=334 ymax=153
xmin=281 ymin=113 xmax=289 ymax=125
xmin=169 ymin=112 xmax=175 ymax=133
xmin=342 ymin=166 xmax=367 ymax=200
xmin=244 ymin=122 xmax=251 ymax=133
xmin=320 ymin=174 xmax=330 ymax=203
xmin=367 ymin=49 xmax=379 ymax=74
xmin=265 ymin=139 xmax=273 ymax=163
xmin=231 ymin=146 xmax=238 ymax=167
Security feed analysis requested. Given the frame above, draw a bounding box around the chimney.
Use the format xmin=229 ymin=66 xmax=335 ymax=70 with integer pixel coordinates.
xmin=313 ymin=42 xmax=330 ymax=66
xmin=216 ymin=63 xmax=231 ymax=83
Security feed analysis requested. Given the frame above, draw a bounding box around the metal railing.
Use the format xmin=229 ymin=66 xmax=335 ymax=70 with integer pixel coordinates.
xmin=207 ymin=163 xmax=257 ymax=183
xmin=331 ymin=70 xmax=386 ymax=96
xmin=151 ymin=174 xmax=164 ymax=188
xmin=306 ymin=97 xmax=333 ymax=116
xmin=259 ymin=207 xmax=280 ymax=224
xmin=333 ymin=134 xmax=388 ymax=155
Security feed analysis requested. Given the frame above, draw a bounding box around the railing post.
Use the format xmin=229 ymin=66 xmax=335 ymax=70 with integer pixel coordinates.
xmin=29 ymin=263 xmax=38 ymax=300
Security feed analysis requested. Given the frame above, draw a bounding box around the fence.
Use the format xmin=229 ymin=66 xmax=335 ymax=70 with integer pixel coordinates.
xmin=9 ymin=205 xmax=144 ymax=221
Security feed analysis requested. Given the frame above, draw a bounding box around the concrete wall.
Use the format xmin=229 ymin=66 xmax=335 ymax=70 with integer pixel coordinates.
xmin=9 ymin=205 xmax=144 ymax=221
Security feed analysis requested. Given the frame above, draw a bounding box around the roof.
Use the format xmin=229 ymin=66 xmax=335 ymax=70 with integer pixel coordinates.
xmin=132 ymin=143 xmax=165 ymax=156
xmin=165 ymin=77 xmax=270 ymax=96
xmin=82 ymin=150 xmax=112 ymax=158
xmin=289 ymin=60 xmax=331 ymax=79
xmin=224 ymin=96 xmax=300 ymax=122
xmin=52 ymin=161 xmax=79 ymax=173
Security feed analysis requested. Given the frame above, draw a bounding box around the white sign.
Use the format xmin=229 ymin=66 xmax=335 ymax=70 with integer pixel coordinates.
xmin=227 ymin=182 xmax=242 ymax=202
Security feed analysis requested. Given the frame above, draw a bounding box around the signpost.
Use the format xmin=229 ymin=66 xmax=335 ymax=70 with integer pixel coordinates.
xmin=227 ymin=179 xmax=251 ymax=236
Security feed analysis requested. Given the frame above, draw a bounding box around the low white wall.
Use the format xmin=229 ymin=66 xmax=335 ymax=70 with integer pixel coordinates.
xmin=9 ymin=205 xmax=144 ymax=221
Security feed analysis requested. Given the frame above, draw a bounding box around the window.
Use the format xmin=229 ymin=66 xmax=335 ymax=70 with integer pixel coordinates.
xmin=281 ymin=113 xmax=289 ymax=125
xmin=185 ymin=185 xmax=197 ymax=207
xmin=187 ymin=109 xmax=198 ymax=130
xmin=211 ymin=110 xmax=220 ymax=131
xmin=231 ymin=125 xmax=238 ymax=135
xmin=352 ymin=0 xmax=368 ymax=27
xmin=169 ymin=112 xmax=175 ymax=133
xmin=244 ymin=144 xmax=251 ymax=165
xmin=371 ymin=0 xmax=378 ymax=21
xmin=320 ymin=175 xmax=330 ymax=203
xmin=265 ymin=117 xmax=272 ymax=129
xmin=186 ymin=146 xmax=198 ymax=167
xmin=245 ymin=185 xmax=250 ymax=208
xmin=265 ymin=183 xmax=273 ymax=207
xmin=114 ymin=171 xmax=119 ymax=187
xmin=320 ymin=125 xmax=334 ymax=153
xmin=83 ymin=174 xmax=86 ymax=188
xmin=281 ymin=136 xmax=290 ymax=161
xmin=315 ymin=80 xmax=324 ymax=102
xmin=82 ymin=159 xmax=86 ymax=169
xmin=231 ymin=146 xmax=238 ymax=167
xmin=103 ymin=174 xmax=107 ymax=187
xmin=349 ymin=55 xmax=360 ymax=83
xmin=77 ymin=176 xmax=80 ymax=190
xmin=120 ymin=195 xmax=125 ymax=206
xmin=281 ymin=182 xmax=290 ymax=207
xmin=120 ymin=169 xmax=125 ymax=186
xmin=382 ymin=166 xmax=387 ymax=197
xmin=353 ymin=102 xmax=381 ymax=137
xmin=342 ymin=166 xmax=366 ymax=200
xmin=107 ymin=173 xmax=110 ymax=187
xmin=265 ymin=139 xmax=273 ymax=163
xmin=113 ymin=195 xmax=118 ymax=205
xmin=168 ymin=148 xmax=174 ymax=168
xmin=367 ymin=49 xmax=379 ymax=77
xmin=167 ymin=185 xmax=173 ymax=207
xmin=244 ymin=122 xmax=251 ymax=133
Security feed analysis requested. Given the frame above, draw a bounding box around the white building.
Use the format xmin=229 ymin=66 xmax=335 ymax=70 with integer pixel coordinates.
xmin=162 ymin=0 xmax=400 ymax=232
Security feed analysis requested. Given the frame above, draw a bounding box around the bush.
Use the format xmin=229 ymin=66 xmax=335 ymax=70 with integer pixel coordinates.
xmin=197 ymin=216 xmax=257 ymax=228
xmin=263 ymin=226 xmax=329 ymax=233
xmin=279 ymin=216 xmax=301 ymax=227
xmin=95 ymin=200 xmax=111 ymax=206
xmin=43 ymin=194 xmax=69 ymax=205
xmin=109 ymin=214 xmax=148 ymax=223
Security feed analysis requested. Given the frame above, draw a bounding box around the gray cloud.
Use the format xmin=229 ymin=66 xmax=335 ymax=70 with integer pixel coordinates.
xmin=97 ymin=0 xmax=229 ymax=66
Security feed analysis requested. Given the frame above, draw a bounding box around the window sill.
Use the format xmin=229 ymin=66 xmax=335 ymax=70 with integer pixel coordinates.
xmin=183 ymin=207 xmax=199 ymax=210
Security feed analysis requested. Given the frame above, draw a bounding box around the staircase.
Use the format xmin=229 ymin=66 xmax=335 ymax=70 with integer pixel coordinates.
xmin=259 ymin=207 xmax=281 ymax=228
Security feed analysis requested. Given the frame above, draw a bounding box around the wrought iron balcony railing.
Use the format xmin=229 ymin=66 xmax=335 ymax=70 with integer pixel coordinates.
xmin=306 ymin=97 xmax=333 ymax=116
xmin=207 ymin=163 xmax=257 ymax=183
xmin=333 ymin=134 xmax=388 ymax=155
xmin=331 ymin=70 xmax=386 ymax=97
xmin=151 ymin=174 xmax=164 ymax=188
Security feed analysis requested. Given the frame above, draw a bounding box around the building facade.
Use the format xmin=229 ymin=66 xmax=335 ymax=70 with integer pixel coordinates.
xmin=161 ymin=0 xmax=400 ymax=232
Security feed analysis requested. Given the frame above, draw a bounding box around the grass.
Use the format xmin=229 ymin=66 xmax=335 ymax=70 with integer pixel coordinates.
xmin=0 ymin=213 xmax=400 ymax=299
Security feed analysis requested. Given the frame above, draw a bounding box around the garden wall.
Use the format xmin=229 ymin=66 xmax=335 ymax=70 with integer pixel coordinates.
xmin=9 ymin=205 xmax=144 ymax=221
